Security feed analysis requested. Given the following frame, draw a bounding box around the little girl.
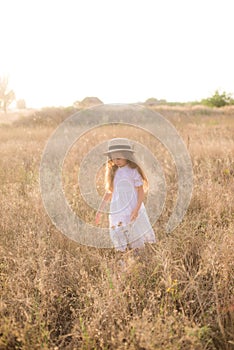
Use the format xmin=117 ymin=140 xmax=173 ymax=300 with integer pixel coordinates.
xmin=95 ymin=138 xmax=156 ymax=252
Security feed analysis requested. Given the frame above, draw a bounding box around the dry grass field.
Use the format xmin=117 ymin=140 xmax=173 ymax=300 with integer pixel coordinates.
xmin=0 ymin=105 xmax=234 ymax=349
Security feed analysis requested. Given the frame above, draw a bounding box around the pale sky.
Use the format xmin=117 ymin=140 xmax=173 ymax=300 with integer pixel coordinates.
xmin=0 ymin=0 xmax=233 ymax=108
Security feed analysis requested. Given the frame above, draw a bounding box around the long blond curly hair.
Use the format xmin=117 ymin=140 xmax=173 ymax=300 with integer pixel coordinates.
xmin=105 ymin=151 xmax=148 ymax=193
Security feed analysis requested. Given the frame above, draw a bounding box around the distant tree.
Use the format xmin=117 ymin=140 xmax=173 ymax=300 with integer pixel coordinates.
xmin=80 ymin=97 xmax=103 ymax=107
xmin=73 ymin=97 xmax=103 ymax=109
xmin=0 ymin=76 xmax=15 ymax=112
xmin=201 ymin=90 xmax=234 ymax=107
xmin=145 ymin=97 xmax=167 ymax=106
xmin=73 ymin=100 xmax=81 ymax=109
xmin=145 ymin=98 xmax=159 ymax=106
xmin=17 ymin=99 xmax=26 ymax=109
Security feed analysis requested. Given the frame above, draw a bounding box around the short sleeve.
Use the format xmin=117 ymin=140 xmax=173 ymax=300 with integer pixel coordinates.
xmin=133 ymin=169 xmax=143 ymax=187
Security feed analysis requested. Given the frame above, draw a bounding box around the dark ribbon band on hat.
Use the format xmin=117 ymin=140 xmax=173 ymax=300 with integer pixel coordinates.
xmin=109 ymin=145 xmax=132 ymax=151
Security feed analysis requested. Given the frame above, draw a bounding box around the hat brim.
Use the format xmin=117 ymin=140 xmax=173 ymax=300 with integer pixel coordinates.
xmin=103 ymin=148 xmax=135 ymax=155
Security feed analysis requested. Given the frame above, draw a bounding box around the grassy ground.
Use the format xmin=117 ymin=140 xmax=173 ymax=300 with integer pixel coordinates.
xmin=0 ymin=106 xmax=233 ymax=349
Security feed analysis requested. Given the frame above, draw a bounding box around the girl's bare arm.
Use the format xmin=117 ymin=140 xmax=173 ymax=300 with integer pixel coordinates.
xmin=130 ymin=186 xmax=144 ymax=221
xmin=98 ymin=192 xmax=112 ymax=211
xmin=95 ymin=192 xmax=112 ymax=224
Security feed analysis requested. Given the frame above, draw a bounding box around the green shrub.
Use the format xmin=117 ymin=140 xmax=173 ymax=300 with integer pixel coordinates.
xmin=201 ymin=90 xmax=234 ymax=107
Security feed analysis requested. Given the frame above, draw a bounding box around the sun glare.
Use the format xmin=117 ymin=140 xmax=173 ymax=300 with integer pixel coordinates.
xmin=1 ymin=0 xmax=233 ymax=109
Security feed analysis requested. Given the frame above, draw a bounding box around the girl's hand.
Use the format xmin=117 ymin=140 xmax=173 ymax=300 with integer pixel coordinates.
xmin=95 ymin=212 xmax=101 ymax=225
xmin=130 ymin=208 xmax=139 ymax=222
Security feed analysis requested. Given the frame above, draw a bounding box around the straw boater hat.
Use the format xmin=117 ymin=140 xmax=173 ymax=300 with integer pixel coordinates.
xmin=104 ymin=138 xmax=135 ymax=155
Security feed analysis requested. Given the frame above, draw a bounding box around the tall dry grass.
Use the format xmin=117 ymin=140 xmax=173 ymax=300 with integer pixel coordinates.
xmin=0 ymin=106 xmax=234 ymax=349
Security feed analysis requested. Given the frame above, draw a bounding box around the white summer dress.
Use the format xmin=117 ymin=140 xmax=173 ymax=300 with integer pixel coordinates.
xmin=109 ymin=164 xmax=156 ymax=251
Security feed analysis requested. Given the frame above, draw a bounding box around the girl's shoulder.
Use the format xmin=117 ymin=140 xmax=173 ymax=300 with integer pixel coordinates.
xmin=116 ymin=165 xmax=134 ymax=175
xmin=124 ymin=165 xmax=136 ymax=173
xmin=125 ymin=166 xmax=140 ymax=177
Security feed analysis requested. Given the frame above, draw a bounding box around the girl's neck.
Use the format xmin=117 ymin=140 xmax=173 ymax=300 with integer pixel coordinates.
xmin=118 ymin=163 xmax=128 ymax=168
